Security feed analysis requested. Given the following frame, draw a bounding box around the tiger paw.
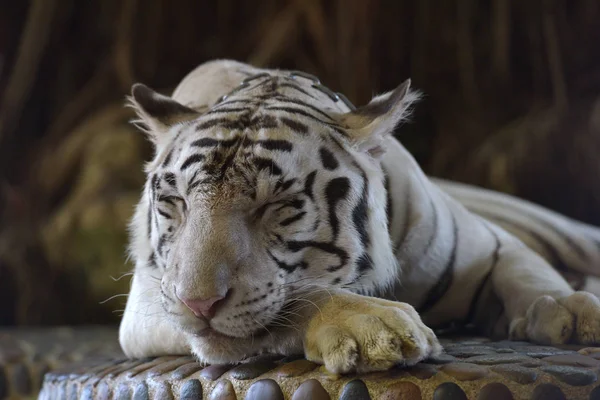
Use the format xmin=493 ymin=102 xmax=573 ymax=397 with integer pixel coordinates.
xmin=303 ymin=292 xmax=441 ymax=374
xmin=509 ymin=291 xmax=600 ymax=345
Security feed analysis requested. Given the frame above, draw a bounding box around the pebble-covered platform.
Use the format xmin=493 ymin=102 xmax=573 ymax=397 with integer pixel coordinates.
xmin=3 ymin=327 xmax=600 ymax=399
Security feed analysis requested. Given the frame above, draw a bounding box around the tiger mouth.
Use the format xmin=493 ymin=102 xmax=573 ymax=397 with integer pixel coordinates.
xmin=194 ymin=299 xmax=298 ymax=340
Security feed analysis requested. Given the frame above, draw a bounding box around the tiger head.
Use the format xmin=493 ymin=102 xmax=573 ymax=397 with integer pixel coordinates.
xmin=128 ymin=60 xmax=418 ymax=362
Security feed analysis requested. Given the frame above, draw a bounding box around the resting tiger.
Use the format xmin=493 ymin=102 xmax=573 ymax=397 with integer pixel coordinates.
xmin=119 ymin=59 xmax=600 ymax=373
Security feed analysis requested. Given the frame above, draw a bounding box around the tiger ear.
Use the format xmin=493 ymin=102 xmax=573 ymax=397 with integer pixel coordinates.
xmin=128 ymin=83 xmax=200 ymax=147
xmin=339 ymin=79 xmax=419 ymax=158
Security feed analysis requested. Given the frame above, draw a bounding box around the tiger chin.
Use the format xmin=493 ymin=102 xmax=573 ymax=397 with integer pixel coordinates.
xmin=119 ymin=59 xmax=600 ymax=374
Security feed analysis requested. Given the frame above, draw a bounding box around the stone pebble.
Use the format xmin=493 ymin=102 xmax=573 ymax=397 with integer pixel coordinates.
xmin=67 ymin=382 xmax=78 ymax=400
xmin=542 ymin=354 xmax=600 ymax=368
xmin=407 ymin=363 xmax=437 ymax=380
xmin=274 ymin=359 xmax=318 ymax=377
xmin=512 ymin=345 xmax=575 ymax=358
xmin=132 ymin=381 xmax=149 ymax=400
xmin=339 ymin=379 xmax=371 ymax=400
xmin=530 ymin=383 xmax=566 ymax=400
xmin=381 ymin=381 xmax=422 ymax=400
xmin=427 ymin=353 xmax=458 ymax=364
xmin=209 ymin=379 xmax=237 ymax=400
xmin=490 ymin=364 xmax=537 ymax=384
xmin=229 ymin=360 xmax=278 ymax=380
xmin=440 ymin=362 xmax=488 ymax=381
xmin=291 ymin=379 xmax=330 ymax=400
xmin=477 ymin=383 xmax=513 ymax=400
xmin=154 ymin=382 xmax=175 ymax=400
xmin=79 ymin=384 xmax=94 ymax=400
xmin=578 ymin=347 xmax=600 ymax=356
xmin=180 ymin=379 xmax=203 ymax=400
xmin=200 ymin=364 xmax=234 ymax=381
xmin=146 ymin=358 xmax=192 ymax=377
xmin=589 ymin=385 xmax=600 ymax=400
xmin=125 ymin=358 xmax=169 ymax=378
xmin=540 ymin=365 xmax=598 ymax=386
xmin=171 ymin=362 xmax=204 ymax=379
xmin=445 ymin=346 xmax=497 ymax=358
xmin=114 ymin=383 xmax=131 ymax=400
xmin=244 ymin=379 xmax=284 ymax=400
xmin=465 ymin=353 xmax=533 ymax=365
xmin=96 ymin=381 xmax=111 ymax=400
xmin=432 ymin=382 xmax=467 ymax=400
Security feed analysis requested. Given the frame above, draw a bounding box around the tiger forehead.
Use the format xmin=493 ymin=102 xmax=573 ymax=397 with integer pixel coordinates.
xmin=178 ymin=74 xmax=349 ymax=139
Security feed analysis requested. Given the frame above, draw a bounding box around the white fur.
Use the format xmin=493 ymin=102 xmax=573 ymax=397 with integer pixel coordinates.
xmin=120 ymin=60 xmax=600 ymax=368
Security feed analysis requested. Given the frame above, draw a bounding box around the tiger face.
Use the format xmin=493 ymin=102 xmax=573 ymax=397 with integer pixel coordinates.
xmin=128 ymin=63 xmax=417 ymax=360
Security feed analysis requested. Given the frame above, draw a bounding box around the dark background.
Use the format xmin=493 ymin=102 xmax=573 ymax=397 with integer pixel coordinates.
xmin=1 ymin=0 xmax=599 ymax=326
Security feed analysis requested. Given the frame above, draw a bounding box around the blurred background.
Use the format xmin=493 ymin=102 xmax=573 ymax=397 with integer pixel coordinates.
xmin=0 ymin=0 xmax=599 ymax=327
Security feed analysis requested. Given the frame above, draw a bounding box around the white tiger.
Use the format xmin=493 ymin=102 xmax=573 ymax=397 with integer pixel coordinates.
xmin=119 ymin=59 xmax=600 ymax=374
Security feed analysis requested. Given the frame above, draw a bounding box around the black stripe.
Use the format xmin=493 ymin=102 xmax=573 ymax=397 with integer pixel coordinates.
xmin=147 ymin=203 xmax=152 ymax=238
xmin=465 ymin=223 xmax=501 ymax=324
xmin=157 ymin=195 xmax=181 ymax=205
xmin=212 ymin=99 xmax=253 ymax=108
xmin=477 ymin=197 xmax=590 ymax=263
xmin=253 ymin=158 xmax=282 ymax=175
xmin=206 ymin=107 xmax=253 ymax=115
xmin=157 ymin=234 xmax=167 ymax=256
xmin=275 ymin=199 xmax=305 ymax=212
xmin=265 ymin=106 xmax=346 ymax=135
xmin=267 ymin=250 xmax=307 ymax=273
xmin=151 ymin=174 xmax=160 ymax=192
xmin=195 ymin=118 xmax=240 ymax=131
xmin=529 ymin=215 xmax=589 ymax=262
xmin=280 ymin=212 xmax=306 ymax=227
xmin=280 ymin=117 xmax=309 ymax=135
xmin=187 ymin=178 xmax=211 ymax=194
xmin=383 ymin=169 xmax=393 ymax=234
xmin=418 ymin=213 xmax=458 ymax=313
xmin=421 ymin=197 xmax=439 ymax=255
xmin=325 ymin=177 xmax=351 ymax=238
xmin=352 ymin=172 xmax=370 ymax=248
xmin=275 ymin=178 xmax=296 ymax=194
xmin=356 ymin=253 xmax=374 ymax=274
xmin=148 ymin=252 xmax=158 ymax=269
xmin=319 ymin=147 xmax=339 ymax=170
xmin=278 ymin=82 xmax=317 ymax=99
xmin=180 ymin=154 xmax=205 ymax=170
xmin=157 ymin=209 xmax=172 ymax=219
xmin=164 ymin=172 xmax=176 ymax=187
xmin=286 ymin=240 xmax=349 ymax=272
xmin=303 ymin=171 xmax=317 ymax=200
xmin=477 ymin=212 xmax=569 ymax=271
xmin=162 ymin=148 xmax=174 ymax=167
xmin=217 ymin=152 xmax=237 ymax=181
xmin=248 ymin=77 xmax=278 ymax=93
xmin=191 ymin=137 xmax=240 ymax=148
xmin=256 ymin=139 xmax=293 ymax=152
xmin=250 ymin=115 xmax=279 ymax=129
xmin=393 ymin=183 xmax=412 ymax=253
xmin=270 ymin=96 xmax=335 ymax=121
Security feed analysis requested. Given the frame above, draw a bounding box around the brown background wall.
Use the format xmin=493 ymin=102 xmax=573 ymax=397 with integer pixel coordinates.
xmin=1 ymin=0 xmax=599 ymax=326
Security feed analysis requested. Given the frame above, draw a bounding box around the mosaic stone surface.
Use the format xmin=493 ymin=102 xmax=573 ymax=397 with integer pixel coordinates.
xmin=2 ymin=327 xmax=600 ymax=399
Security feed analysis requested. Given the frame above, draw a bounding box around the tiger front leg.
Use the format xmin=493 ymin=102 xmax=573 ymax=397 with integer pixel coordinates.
xmin=492 ymin=244 xmax=600 ymax=345
xmin=119 ymin=271 xmax=190 ymax=358
xmin=303 ymin=291 xmax=441 ymax=374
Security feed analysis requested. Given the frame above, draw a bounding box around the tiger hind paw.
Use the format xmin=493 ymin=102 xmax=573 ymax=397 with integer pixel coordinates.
xmin=509 ymin=291 xmax=600 ymax=345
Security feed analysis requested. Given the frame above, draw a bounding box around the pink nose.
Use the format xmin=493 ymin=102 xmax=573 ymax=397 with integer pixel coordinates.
xmin=179 ymin=295 xmax=225 ymax=319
